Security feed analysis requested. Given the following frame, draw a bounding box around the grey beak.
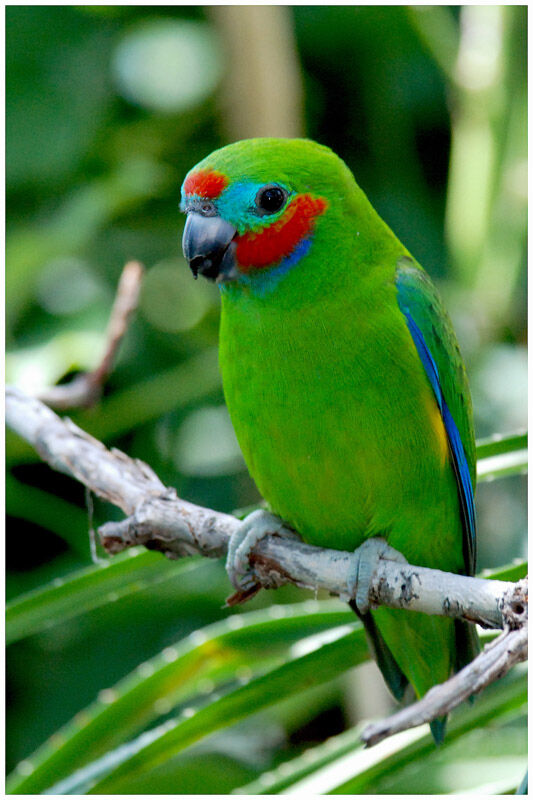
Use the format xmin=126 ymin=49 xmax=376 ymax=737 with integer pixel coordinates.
xmin=182 ymin=213 xmax=238 ymax=282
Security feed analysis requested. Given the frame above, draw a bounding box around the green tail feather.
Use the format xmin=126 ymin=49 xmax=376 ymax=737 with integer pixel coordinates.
xmin=430 ymin=716 xmax=447 ymax=745
xmin=454 ymin=619 xmax=481 ymax=672
xmin=429 ymin=624 xmax=479 ymax=739
xmin=351 ymin=603 xmax=444 ymax=745
xmin=349 ymin=600 xmax=408 ymax=702
xmin=352 ymin=606 xmax=480 ymax=745
xmin=454 ymin=619 xmax=481 ymax=704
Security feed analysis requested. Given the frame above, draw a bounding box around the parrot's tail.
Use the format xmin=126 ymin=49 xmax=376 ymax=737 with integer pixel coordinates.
xmin=349 ymin=600 xmax=408 ymax=702
xmin=454 ymin=618 xmax=481 ymax=673
xmin=350 ymin=603 xmax=476 ymax=745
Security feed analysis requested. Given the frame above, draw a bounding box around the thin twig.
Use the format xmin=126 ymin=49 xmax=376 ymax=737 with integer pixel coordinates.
xmin=37 ymin=261 xmax=144 ymax=410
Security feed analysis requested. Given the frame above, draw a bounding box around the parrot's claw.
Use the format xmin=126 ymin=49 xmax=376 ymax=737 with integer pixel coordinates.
xmin=347 ymin=537 xmax=407 ymax=615
xmin=225 ymin=509 xmax=294 ymax=596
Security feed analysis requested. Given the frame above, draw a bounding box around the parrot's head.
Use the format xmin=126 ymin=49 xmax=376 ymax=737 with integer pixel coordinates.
xmin=180 ymin=138 xmax=367 ymax=295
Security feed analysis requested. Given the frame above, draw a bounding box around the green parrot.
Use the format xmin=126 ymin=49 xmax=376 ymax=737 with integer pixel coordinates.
xmin=180 ymin=138 xmax=479 ymax=741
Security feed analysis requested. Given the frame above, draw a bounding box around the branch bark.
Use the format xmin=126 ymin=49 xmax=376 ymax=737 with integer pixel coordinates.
xmin=5 ymin=386 xmax=521 ymax=630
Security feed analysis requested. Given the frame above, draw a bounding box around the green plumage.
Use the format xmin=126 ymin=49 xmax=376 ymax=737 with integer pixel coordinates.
xmin=183 ymin=138 xmax=479 ymax=726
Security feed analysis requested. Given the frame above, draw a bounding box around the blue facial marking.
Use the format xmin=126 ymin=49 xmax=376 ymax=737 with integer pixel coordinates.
xmin=217 ymin=181 xmax=293 ymax=234
xmin=221 ymin=237 xmax=312 ymax=298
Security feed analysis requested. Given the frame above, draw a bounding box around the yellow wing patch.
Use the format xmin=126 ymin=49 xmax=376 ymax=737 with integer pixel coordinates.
xmin=424 ymin=390 xmax=449 ymax=467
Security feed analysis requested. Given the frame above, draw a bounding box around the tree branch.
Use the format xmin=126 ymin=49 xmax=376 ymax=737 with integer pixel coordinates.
xmin=6 ymin=386 xmax=528 ymax=745
xmin=5 ymin=386 xmax=521 ymax=630
xmin=37 ymin=260 xmax=144 ymax=410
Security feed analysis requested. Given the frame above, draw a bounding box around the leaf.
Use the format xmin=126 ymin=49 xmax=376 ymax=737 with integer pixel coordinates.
xmin=477 ymin=449 xmax=528 ymax=482
xmin=6 ymin=602 xmax=356 ymax=794
xmin=253 ymin=666 xmax=526 ymax=795
xmin=7 ymin=159 xmax=172 ymax=332
xmin=6 ymin=473 xmax=90 ymax=558
xmin=6 ymin=550 xmax=197 ymax=645
xmin=56 ymin=624 xmax=367 ymax=793
xmin=235 ymin=723 xmax=368 ymax=795
xmin=333 ymin=669 xmax=527 ymax=794
xmin=476 ymin=431 xmax=527 ymax=459
xmin=481 ymin=560 xmax=527 ymax=582
xmin=476 ymin=431 xmax=527 ymax=482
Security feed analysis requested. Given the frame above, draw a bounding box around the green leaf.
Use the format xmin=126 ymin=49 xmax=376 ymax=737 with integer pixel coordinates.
xmin=477 ymin=451 xmax=527 ymax=482
xmin=236 ymin=723 xmax=368 ymax=794
xmin=233 ymin=628 xmax=517 ymax=794
xmin=476 ymin=431 xmax=527 ymax=459
xmin=476 ymin=432 xmax=527 ymax=482
xmin=7 ymin=158 xmax=172 ymax=333
xmin=334 ymin=671 xmax=527 ymax=794
xmin=259 ymin=667 xmax=526 ymax=795
xmin=107 ymin=749 xmax=258 ymax=795
xmin=481 ymin=560 xmax=527 ymax=582
xmin=6 ymin=550 xmax=197 ymax=645
xmin=6 ymin=602 xmax=356 ymax=794
xmin=6 ymin=473 xmax=90 ymax=558
xmin=58 ymin=624 xmax=367 ymax=793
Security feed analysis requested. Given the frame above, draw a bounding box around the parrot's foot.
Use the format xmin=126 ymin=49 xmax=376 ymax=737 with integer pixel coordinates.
xmin=225 ymin=509 xmax=298 ymax=603
xmin=347 ymin=537 xmax=407 ymax=615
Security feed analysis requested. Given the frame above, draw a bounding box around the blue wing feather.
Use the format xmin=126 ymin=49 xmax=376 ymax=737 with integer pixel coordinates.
xmin=396 ymin=260 xmax=477 ymax=575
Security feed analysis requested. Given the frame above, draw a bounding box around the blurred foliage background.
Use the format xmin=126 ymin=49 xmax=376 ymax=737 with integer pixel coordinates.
xmin=6 ymin=5 xmax=527 ymax=794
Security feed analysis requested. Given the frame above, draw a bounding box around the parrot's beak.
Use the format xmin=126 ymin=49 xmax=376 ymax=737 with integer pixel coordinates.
xmin=182 ymin=212 xmax=238 ymax=282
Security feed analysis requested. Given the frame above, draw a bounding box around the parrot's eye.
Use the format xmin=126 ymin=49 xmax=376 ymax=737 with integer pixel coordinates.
xmin=255 ymin=185 xmax=287 ymax=214
xmin=199 ymin=202 xmax=217 ymax=217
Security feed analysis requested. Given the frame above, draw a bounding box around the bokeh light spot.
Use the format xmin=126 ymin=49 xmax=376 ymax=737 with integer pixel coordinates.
xmin=175 ymin=405 xmax=245 ymax=476
xmin=112 ymin=19 xmax=223 ymax=113
xmin=140 ymin=258 xmax=215 ymax=333
xmin=37 ymin=257 xmax=106 ymax=315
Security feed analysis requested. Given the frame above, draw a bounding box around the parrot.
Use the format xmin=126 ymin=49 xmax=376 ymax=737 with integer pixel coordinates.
xmin=180 ymin=138 xmax=479 ymax=742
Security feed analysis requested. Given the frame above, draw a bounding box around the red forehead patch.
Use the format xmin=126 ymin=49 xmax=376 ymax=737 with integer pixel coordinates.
xmin=183 ymin=169 xmax=227 ymax=199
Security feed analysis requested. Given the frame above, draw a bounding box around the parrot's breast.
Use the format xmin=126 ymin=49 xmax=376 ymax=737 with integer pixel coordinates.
xmin=219 ymin=283 xmax=464 ymax=573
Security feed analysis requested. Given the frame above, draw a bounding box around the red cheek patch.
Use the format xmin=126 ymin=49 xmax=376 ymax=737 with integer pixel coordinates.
xmin=235 ymin=194 xmax=328 ymax=272
xmin=184 ymin=169 xmax=228 ymax=199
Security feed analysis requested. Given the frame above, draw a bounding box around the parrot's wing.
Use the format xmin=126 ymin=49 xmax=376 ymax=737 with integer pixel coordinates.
xmin=395 ymin=257 xmax=476 ymax=576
